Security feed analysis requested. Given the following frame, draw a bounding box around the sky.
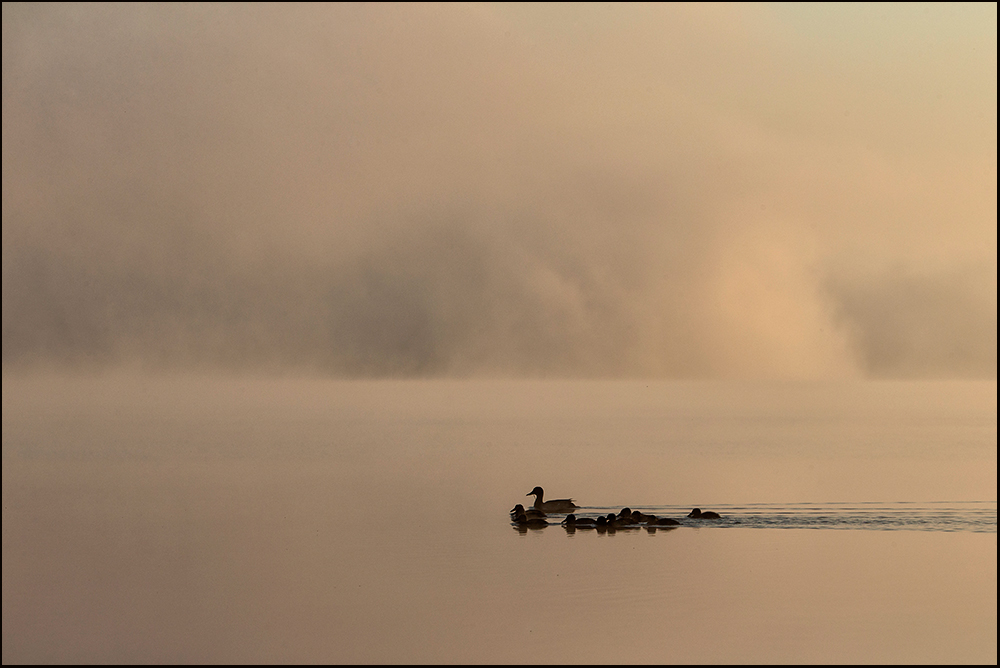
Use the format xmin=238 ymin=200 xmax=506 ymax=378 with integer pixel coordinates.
xmin=2 ymin=2 xmax=996 ymax=379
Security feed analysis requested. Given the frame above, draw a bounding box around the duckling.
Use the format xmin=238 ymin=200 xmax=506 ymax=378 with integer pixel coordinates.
xmin=644 ymin=515 xmax=681 ymax=526
xmin=510 ymin=504 xmax=547 ymax=520
xmin=630 ymin=510 xmax=658 ymax=523
xmin=616 ymin=508 xmax=638 ymax=525
xmin=526 ymin=486 xmax=579 ymax=513
xmin=511 ymin=511 xmax=549 ymax=527
xmin=602 ymin=512 xmax=637 ymax=530
xmin=562 ymin=514 xmax=596 ymax=528
xmin=687 ymin=508 xmax=722 ymax=519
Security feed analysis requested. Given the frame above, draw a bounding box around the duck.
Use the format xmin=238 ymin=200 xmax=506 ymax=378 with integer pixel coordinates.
xmin=562 ymin=514 xmax=596 ymax=528
xmin=615 ymin=508 xmax=638 ymax=525
xmin=526 ymin=486 xmax=579 ymax=513
xmin=605 ymin=512 xmax=639 ymax=530
xmin=511 ymin=511 xmax=549 ymax=527
xmin=630 ymin=509 xmax=658 ymax=523
xmin=644 ymin=515 xmax=681 ymax=526
xmin=510 ymin=504 xmax=547 ymax=520
xmin=687 ymin=508 xmax=722 ymax=519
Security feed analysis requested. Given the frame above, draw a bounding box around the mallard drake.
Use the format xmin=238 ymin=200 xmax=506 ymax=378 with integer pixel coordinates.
xmin=526 ymin=486 xmax=579 ymax=513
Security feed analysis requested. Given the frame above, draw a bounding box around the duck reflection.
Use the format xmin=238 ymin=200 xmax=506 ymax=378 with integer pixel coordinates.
xmin=645 ymin=524 xmax=679 ymax=534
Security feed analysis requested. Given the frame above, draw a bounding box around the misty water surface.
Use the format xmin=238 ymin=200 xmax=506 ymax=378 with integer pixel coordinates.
xmin=3 ymin=376 xmax=996 ymax=663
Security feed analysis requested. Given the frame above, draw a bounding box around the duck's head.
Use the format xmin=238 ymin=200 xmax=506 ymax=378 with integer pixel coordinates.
xmin=510 ymin=504 xmax=526 ymax=514
xmin=526 ymin=486 xmax=544 ymax=497
xmin=688 ymin=508 xmax=702 ymax=518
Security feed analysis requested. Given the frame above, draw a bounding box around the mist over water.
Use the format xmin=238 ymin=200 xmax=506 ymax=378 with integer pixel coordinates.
xmin=3 ymin=3 xmax=996 ymax=379
xmin=4 ymin=8 xmax=995 ymax=661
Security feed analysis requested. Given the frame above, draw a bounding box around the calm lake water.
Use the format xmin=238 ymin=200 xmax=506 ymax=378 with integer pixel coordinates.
xmin=3 ymin=374 xmax=996 ymax=663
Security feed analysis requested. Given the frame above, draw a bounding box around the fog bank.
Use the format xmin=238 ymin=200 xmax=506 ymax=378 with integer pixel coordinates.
xmin=3 ymin=3 xmax=996 ymax=378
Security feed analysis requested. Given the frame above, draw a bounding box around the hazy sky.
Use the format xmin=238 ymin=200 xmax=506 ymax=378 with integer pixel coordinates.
xmin=3 ymin=2 xmax=996 ymax=378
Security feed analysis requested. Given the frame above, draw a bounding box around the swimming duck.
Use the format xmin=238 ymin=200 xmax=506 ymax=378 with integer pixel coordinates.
xmin=562 ymin=514 xmax=596 ymax=528
xmin=605 ymin=512 xmax=639 ymax=530
xmin=511 ymin=511 xmax=549 ymax=527
xmin=616 ymin=508 xmax=638 ymax=525
xmin=526 ymin=486 xmax=579 ymax=513
xmin=644 ymin=515 xmax=681 ymax=526
xmin=510 ymin=504 xmax=547 ymax=520
xmin=630 ymin=510 xmax=658 ymax=523
xmin=687 ymin=508 xmax=722 ymax=519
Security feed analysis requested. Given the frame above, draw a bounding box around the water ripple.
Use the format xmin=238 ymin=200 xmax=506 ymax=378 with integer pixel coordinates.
xmin=565 ymin=501 xmax=997 ymax=533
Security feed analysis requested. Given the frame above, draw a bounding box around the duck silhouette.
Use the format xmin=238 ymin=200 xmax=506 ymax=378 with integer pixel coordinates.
xmin=630 ymin=510 xmax=658 ymax=523
xmin=645 ymin=515 xmax=681 ymax=526
xmin=510 ymin=504 xmax=547 ymax=520
xmin=687 ymin=508 xmax=722 ymax=519
xmin=603 ymin=512 xmax=639 ymax=530
xmin=616 ymin=508 xmax=637 ymax=524
xmin=526 ymin=486 xmax=579 ymax=513
xmin=511 ymin=511 xmax=549 ymax=528
xmin=562 ymin=514 xmax=596 ymax=528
